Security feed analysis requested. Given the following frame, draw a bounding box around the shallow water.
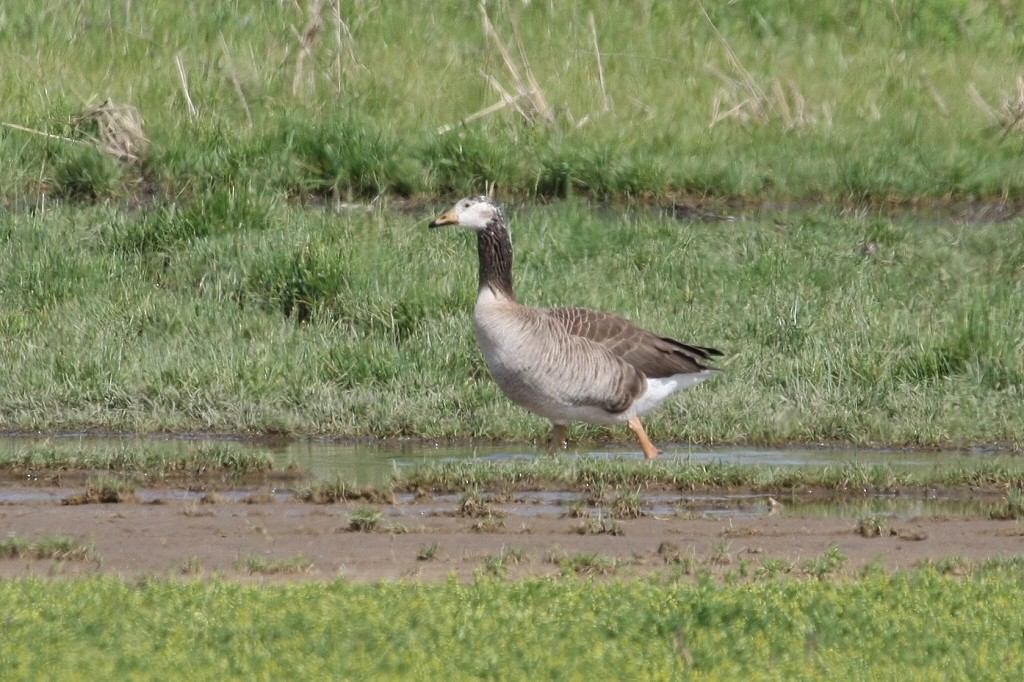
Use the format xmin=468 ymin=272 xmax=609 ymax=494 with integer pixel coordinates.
xmin=0 ymin=434 xmax=1014 ymax=518
xmin=0 ymin=433 xmax=1005 ymax=484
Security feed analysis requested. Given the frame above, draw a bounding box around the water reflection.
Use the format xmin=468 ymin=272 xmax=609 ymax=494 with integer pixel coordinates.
xmin=0 ymin=434 xmax=1015 ymax=519
xmin=0 ymin=433 xmax=1010 ymax=486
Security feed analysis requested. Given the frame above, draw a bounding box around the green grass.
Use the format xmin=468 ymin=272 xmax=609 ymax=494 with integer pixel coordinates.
xmin=62 ymin=475 xmax=139 ymax=504
xmin=989 ymin=488 xmax=1024 ymax=520
xmin=236 ymin=554 xmax=314 ymax=576
xmin=1 ymin=2 xmax=1024 ymax=203
xmin=394 ymin=456 xmax=1024 ymax=494
xmin=346 ymin=507 xmax=384 ymax=533
xmin=298 ymin=477 xmax=391 ymax=504
xmin=0 ymin=441 xmax=274 ymax=478
xmin=0 ymin=202 xmax=1021 ymax=449
xmin=3 ymin=571 xmax=1024 ymax=679
xmin=0 ymin=535 xmax=93 ymax=561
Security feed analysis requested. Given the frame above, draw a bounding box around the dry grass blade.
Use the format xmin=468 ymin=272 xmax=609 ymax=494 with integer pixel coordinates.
xmin=293 ymin=0 xmax=325 ymax=97
xmin=0 ymin=122 xmax=86 ymax=146
xmin=437 ymin=95 xmax=524 ymax=134
xmin=999 ymin=76 xmax=1024 ymax=142
xmin=219 ymin=33 xmax=253 ymax=127
xmin=967 ymin=82 xmax=999 ymax=120
xmin=589 ymin=12 xmax=610 ymax=113
xmin=333 ymin=6 xmax=357 ymax=64
xmin=507 ymin=11 xmax=552 ymax=125
xmin=483 ymin=71 xmax=530 ymax=119
xmin=331 ymin=2 xmax=361 ymax=77
xmin=175 ymin=53 xmax=198 ymax=120
xmin=919 ymin=70 xmax=949 ymax=117
xmin=700 ymin=3 xmax=766 ymax=103
xmin=481 ymin=5 xmax=528 ymax=99
xmin=74 ymin=99 xmax=149 ymax=162
xmin=968 ymin=77 xmax=1024 ymax=142
xmin=701 ymin=3 xmax=821 ymax=131
xmin=478 ymin=2 xmax=553 ymax=127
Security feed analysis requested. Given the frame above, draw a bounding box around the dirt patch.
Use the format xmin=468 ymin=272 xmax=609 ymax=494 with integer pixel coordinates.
xmin=1 ymin=486 xmax=1022 ymax=582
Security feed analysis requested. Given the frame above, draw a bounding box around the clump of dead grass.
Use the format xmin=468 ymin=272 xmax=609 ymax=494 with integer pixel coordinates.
xmin=74 ymin=99 xmax=149 ymax=162
xmin=701 ymin=5 xmax=828 ymax=130
xmin=968 ymin=76 xmax=1024 ymax=141
xmin=62 ymin=476 xmax=139 ymax=505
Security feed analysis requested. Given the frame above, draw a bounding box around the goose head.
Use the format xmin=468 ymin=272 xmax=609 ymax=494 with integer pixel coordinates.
xmin=429 ymin=196 xmax=505 ymax=232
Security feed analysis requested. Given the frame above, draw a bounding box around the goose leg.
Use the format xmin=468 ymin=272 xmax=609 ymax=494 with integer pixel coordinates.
xmin=546 ymin=423 xmax=567 ymax=455
xmin=627 ymin=417 xmax=662 ymax=460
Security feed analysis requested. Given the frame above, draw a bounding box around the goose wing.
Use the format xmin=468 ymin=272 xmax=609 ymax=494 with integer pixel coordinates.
xmin=542 ymin=306 xmax=722 ymax=379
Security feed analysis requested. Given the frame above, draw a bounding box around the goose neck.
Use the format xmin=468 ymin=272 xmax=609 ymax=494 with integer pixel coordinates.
xmin=477 ymin=223 xmax=516 ymax=300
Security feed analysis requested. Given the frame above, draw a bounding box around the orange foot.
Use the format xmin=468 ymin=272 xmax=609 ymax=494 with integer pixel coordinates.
xmin=627 ymin=417 xmax=662 ymax=460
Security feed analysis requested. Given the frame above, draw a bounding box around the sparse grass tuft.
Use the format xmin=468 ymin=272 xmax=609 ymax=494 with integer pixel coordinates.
xmin=347 ymin=507 xmax=384 ymax=533
xmin=577 ymin=515 xmax=623 ymax=536
xmin=989 ymin=489 xmax=1024 ymax=520
xmin=0 ymin=441 xmax=276 ymax=486
xmin=178 ymin=557 xmax=203 ymax=576
xmin=855 ymin=515 xmax=892 ymax=538
xmin=300 ymin=479 xmax=391 ymax=505
xmin=416 ymin=543 xmax=440 ymax=561
xmin=757 ymin=558 xmax=793 ymax=580
xmin=709 ymin=542 xmax=733 ymax=566
xmin=608 ymin=490 xmax=644 ymax=519
xmin=560 ymin=552 xmax=618 ymax=577
xmin=241 ymin=490 xmax=276 ymax=504
xmin=456 ymin=490 xmax=507 ymax=519
xmin=62 ymin=476 xmax=139 ymax=505
xmin=0 ymin=535 xmax=94 ymax=561
xmin=802 ymin=546 xmax=849 ymax=579
xmin=481 ymin=547 xmax=526 ymax=578
xmin=237 ymin=554 xmax=314 ymax=575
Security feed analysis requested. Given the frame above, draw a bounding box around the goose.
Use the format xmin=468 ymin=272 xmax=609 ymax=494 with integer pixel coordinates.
xmin=429 ymin=196 xmax=722 ymax=459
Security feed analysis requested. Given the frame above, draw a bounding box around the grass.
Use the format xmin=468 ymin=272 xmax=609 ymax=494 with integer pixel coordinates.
xmin=0 ymin=440 xmax=274 ymax=480
xmin=856 ymin=515 xmax=893 ymax=538
xmin=236 ymin=554 xmax=314 ymax=576
xmin=578 ymin=515 xmax=624 ymax=537
xmin=298 ymin=478 xmax=391 ymax=504
xmin=4 ymin=567 xmax=1024 ymax=677
xmin=347 ymin=507 xmax=384 ymax=533
xmin=989 ymin=489 xmax=1024 ymax=520
xmin=801 ymin=546 xmax=849 ymax=580
xmin=416 ymin=543 xmax=440 ymax=562
xmin=0 ymin=535 xmax=93 ymax=561
xmin=456 ymin=490 xmax=507 ymax=519
xmin=559 ymin=552 xmax=619 ymax=577
xmin=2 ymin=3 xmax=1024 ymax=203
xmin=62 ymin=476 xmax=139 ymax=504
xmin=608 ymin=490 xmax=645 ymax=519
xmin=395 ymin=456 xmax=1024 ymax=495
xmin=0 ymin=202 xmax=1021 ymax=449
xmin=481 ymin=547 xmax=526 ymax=578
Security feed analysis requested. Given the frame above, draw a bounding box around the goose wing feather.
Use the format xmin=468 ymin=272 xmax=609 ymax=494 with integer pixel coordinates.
xmin=540 ymin=317 xmax=647 ymax=414
xmin=542 ymin=307 xmax=722 ymax=379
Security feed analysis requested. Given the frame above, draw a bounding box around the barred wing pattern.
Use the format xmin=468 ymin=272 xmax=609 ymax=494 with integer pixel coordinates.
xmin=542 ymin=307 xmax=722 ymax=380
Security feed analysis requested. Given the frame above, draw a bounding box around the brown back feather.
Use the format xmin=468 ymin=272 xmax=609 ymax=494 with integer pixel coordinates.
xmin=542 ymin=307 xmax=722 ymax=379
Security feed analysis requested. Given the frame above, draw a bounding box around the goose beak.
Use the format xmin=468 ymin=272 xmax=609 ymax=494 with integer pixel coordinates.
xmin=429 ymin=210 xmax=458 ymax=228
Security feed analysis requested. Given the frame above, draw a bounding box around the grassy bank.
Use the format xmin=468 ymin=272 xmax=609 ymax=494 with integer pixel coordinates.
xmin=2 ymin=571 xmax=1024 ymax=679
xmin=2 ymin=1 xmax=1024 ymax=203
xmin=1 ymin=202 xmax=1022 ymax=448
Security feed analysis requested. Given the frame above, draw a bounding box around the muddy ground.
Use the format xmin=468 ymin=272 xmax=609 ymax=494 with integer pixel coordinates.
xmin=2 ymin=485 xmax=1023 ymax=582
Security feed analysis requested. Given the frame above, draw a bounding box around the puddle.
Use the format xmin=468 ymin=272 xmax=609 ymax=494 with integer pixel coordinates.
xmin=0 ymin=434 xmax=1016 ymax=518
xmin=0 ymin=433 xmax=1002 ymax=484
